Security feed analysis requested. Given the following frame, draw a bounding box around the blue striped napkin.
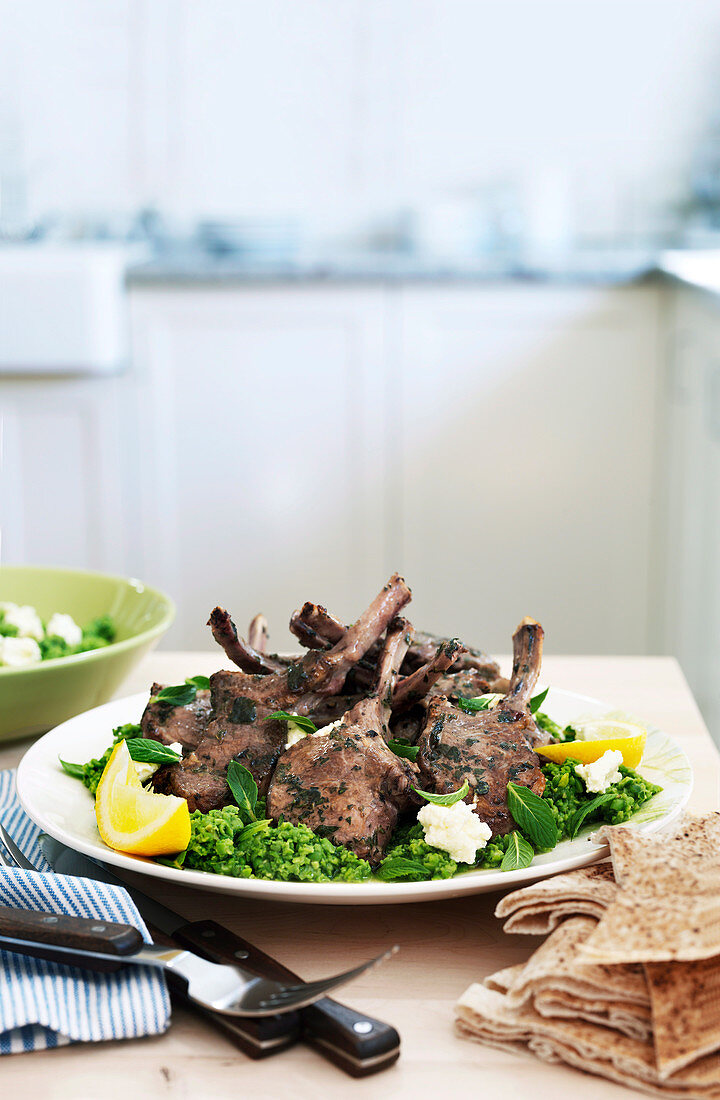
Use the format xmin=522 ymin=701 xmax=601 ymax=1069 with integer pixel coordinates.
xmin=0 ymin=769 xmax=170 ymax=1053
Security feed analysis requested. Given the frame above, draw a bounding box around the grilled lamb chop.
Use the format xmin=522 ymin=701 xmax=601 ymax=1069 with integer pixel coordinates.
xmin=140 ymin=683 xmax=211 ymax=754
xmin=267 ymin=618 xmax=419 ymax=866
xmin=208 ymin=607 xmax=285 ymax=675
xmin=290 ymin=603 xmax=501 ymax=689
xmin=154 ymin=574 xmax=412 ymax=812
xmin=416 ymin=617 xmax=547 ymax=836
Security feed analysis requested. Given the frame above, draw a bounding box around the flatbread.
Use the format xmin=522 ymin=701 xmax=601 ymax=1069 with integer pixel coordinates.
xmin=533 ymin=988 xmax=652 ymax=1042
xmin=494 ymin=862 xmax=617 ymax=934
xmin=504 ymin=916 xmax=648 ymax=1006
xmin=645 ymin=955 xmax=720 ymax=1079
xmin=486 ymin=916 xmax=651 ymax=1040
xmin=582 ymin=815 xmax=720 ymax=964
xmin=456 ymin=982 xmax=720 ymax=1098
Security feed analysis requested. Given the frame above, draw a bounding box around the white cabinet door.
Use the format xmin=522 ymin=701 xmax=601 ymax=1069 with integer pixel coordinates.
xmin=0 ymin=375 xmax=131 ymax=572
xmin=128 ymin=287 xmax=390 ymax=652
xmin=659 ymin=285 xmax=720 ymax=737
xmin=394 ymin=285 xmax=662 ymax=656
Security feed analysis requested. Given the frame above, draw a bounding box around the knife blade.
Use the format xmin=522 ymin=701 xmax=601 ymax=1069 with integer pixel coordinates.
xmin=39 ymin=836 xmax=400 ymax=1076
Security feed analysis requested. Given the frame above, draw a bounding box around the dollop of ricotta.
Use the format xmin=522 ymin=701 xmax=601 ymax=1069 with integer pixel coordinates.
xmin=285 ymin=717 xmax=341 ymax=750
xmin=575 ymin=749 xmax=624 ymax=794
xmin=1 ymin=603 xmax=44 ymax=641
xmin=46 ymin=612 xmax=82 ymax=647
xmin=135 ymin=741 xmax=183 ymax=783
xmin=0 ymin=635 xmax=42 ymax=668
xmin=417 ymin=800 xmax=492 ymax=864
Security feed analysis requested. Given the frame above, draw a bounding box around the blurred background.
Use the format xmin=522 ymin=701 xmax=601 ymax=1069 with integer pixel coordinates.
xmin=2 ymin=0 xmax=720 ymax=738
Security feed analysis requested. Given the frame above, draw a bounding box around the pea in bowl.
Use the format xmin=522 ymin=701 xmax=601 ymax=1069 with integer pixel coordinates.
xmin=0 ymin=566 xmax=174 ymax=741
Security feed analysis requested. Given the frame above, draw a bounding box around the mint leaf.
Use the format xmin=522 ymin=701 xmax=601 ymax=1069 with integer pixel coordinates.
xmin=125 ymin=739 xmax=182 ymax=765
xmin=59 ymin=758 xmax=85 ymax=780
xmin=529 ymin=687 xmax=549 ymax=714
xmin=568 ymin=791 xmax=617 ymax=839
xmin=376 ymin=856 xmax=430 ymax=881
xmin=500 ymin=831 xmax=534 ymax=871
xmin=227 ymin=761 xmax=258 ymax=823
xmin=185 ymin=675 xmax=210 ymax=691
xmin=387 ymin=740 xmax=419 ymax=762
xmin=268 ymin=711 xmax=318 ymax=735
xmin=456 ymin=694 xmax=501 ymax=714
xmin=413 ymin=779 xmax=469 ymax=807
xmin=153 ymin=683 xmax=197 ymax=707
xmin=507 ymin=782 xmax=559 ymax=849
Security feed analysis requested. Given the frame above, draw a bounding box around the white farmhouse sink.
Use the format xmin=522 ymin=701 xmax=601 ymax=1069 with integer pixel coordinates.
xmin=0 ymin=243 xmax=142 ymax=374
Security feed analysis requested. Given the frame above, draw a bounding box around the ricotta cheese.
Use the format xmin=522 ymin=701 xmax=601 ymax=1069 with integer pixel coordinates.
xmin=46 ymin=612 xmax=82 ymax=647
xmin=135 ymin=741 xmax=183 ymax=783
xmin=285 ymin=717 xmax=341 ymax=750
xmin=575 ymin=749 xmax=624 ymax=794
xmin=1 ymin=603 xmax=44 ymax=641
xmin=417 ymin=799 xmax=492 ymax=864
xmin=0 ymin=635 xmax=42 ymax=668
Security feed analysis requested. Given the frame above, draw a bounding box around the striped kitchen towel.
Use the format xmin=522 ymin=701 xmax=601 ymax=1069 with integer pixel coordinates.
xmin=0 ymin=769 xmax=170 ymax=1053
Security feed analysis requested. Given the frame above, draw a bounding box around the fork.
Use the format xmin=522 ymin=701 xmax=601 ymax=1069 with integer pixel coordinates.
xmin=0 ymin=829 xmax=396 ymax=1017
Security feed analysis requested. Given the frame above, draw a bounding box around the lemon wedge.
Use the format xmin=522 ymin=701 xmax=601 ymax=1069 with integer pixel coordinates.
xmin=95 ymin=740 xmax=191 ymax=857
xmin=536 ymin=721 xmax=647 ymax=770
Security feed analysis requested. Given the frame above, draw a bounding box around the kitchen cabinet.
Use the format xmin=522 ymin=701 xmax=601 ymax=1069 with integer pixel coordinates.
xmin=127 ymin=287 xmax=391 ymax=651
xmin=0 ymin=374 xmax=132 ymax=574
xmin=125 ymin=281 xmax=662 ymax=656
xmin=394 ymin=285 xmax=663 ymax=654
xmin=657 ymin=283 xmax=720 ymax=735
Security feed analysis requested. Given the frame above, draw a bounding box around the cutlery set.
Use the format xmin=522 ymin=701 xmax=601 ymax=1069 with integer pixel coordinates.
xmin=0 ymin=823 xmax=400 ymax=1076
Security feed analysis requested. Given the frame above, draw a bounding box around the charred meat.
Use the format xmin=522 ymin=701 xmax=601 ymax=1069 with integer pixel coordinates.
xmin=267 ymin=618 xmax=419 ymax=865
xmin=154 ymin=574 xmax=412 ymax=812
xmin=140 ymin=683 xmax=211 ymax=754
xmin=416 ymin=618 xmax=547 ymax=835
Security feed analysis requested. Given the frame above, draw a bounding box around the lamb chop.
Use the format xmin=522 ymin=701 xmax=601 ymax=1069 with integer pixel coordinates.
xmin=290 ymin=602 xmax=502 ymax=689
xmin=267 ymin=618 xmax=419 ymax=866
xmin=208 ymin=607 xmax=285 ymax=675
xmin=153 ymin=574 xmax=412 ymax=812
xmin=416 ymin=617 xmax=547 ymax=836
xmin=140 ymin=683 xmax=211 ymax=754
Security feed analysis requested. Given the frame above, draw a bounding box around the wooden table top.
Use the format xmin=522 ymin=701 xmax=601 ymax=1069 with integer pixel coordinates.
xmin=1 ymin=652 xmax=718 ymax=1099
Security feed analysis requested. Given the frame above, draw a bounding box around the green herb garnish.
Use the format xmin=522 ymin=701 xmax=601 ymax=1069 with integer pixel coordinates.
xmin=387 ymin=740 xmax=419 ymax=762
xmin=456 ymin=694 xmax=501 ymax=714
xmin=500 ymin=831 xmax=534 ymax=871
xmin=567 ymin=791 xmax=618 ymax=839
xmin=413 ymin=779 xmax=469 ymax=807
xmin=375 ymin=856 xmax=430 ymax=881
xmin=153 ymin=683 xmax=197 ymax=707
xmin=507 ymin=781 xmax=559 ymax=849
xmin=124 ymin=739 xmax=182 ymax=765
xmin=529 ymin=687 xmax=549 ymax=714
xmin=226 ymin=761 xmax=259 ymax=823
xmin=185 ymin=675 xmax=211 ymax=691
xmin=268 ymin=711 xmax=318 ymax=735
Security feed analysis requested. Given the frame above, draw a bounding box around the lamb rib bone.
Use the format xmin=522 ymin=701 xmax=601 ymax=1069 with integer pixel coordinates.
xmin=154 ymin=574 xmax=412 ymax=811
xmin=208 ymin=607 xmax=284 ymax=675
xmin=267 ymin=616 xmax=419 ymax=865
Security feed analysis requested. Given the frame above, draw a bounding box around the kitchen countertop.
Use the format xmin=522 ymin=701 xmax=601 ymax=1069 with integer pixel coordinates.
xmin=0 ymin=652 xmax=717 ymax=1099
xmin=126 ymin=247 xmax=659 ymax=286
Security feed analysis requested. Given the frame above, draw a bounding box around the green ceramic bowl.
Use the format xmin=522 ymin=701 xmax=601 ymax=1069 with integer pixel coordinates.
xmin=0 ymin=566 xmax=174 ymax=741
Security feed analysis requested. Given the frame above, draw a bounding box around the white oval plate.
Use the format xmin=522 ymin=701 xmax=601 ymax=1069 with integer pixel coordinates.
xmin=16 ymin=688 xmax=692 ymax=905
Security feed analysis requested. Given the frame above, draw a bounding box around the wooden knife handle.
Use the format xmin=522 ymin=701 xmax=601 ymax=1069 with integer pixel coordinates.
xmin=173 ymin=920 xmax=400 ymax=1076
xmin=0 ymin=904 xmax=143 ymax=965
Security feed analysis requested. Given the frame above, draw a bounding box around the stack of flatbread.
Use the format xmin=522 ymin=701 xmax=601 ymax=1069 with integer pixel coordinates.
xmin=456 ymin=812 xmax=720 ymax=1098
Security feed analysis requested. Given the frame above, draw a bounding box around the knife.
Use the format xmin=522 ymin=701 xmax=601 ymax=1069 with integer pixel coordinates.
xmin=38 ymin=836 xmax=401 ymax=1076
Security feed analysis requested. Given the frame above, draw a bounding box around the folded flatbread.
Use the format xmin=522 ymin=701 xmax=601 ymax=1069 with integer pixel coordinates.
xmin=494 ymin=862 xmax=617 ymax=934
xmin=581 ymin=814 xmax=720 ymax=965
xmin=456 ymin=983 xmax=720 ymax=1099
xmin=645 ymin=955 xmax=720 ymax=1080
xmin=489 ymin=916 xmax=651 ymax=1041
